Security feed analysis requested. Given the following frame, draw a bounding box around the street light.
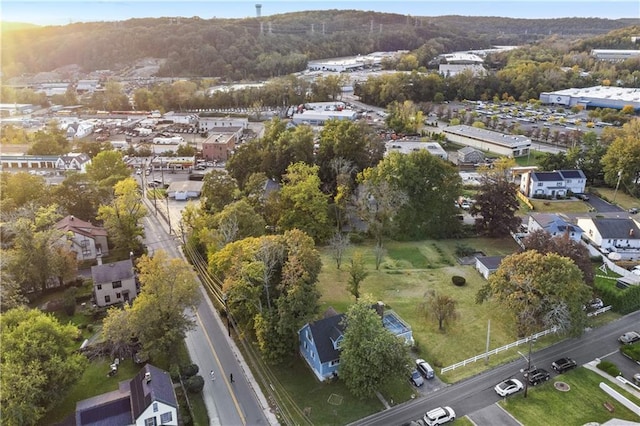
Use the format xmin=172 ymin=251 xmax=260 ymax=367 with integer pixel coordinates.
xmin=223 ymin=293 xmax=231 ymax=337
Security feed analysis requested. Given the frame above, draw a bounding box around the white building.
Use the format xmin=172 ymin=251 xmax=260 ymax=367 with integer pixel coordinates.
xmin=199 ymin=116 xmax=249 ymax=132
xmin=539 ymin=85 xmax=640 ymax=112
xmin=291 ymin=109 xmax=357 ymax=126
xmin=527 ymin=213 xmax=583 ymax=242
xmin=385 ymin=141 xmax=448 ymax=161
xmin=91 ymin=258 xmax=137 ymax=307
xmin=519 ymin=170 xmax=586 ymax=198
xmin=55 ymin=152 xmax=92 ymax=172
xmin=577 ymin=217 xmax=640 ymax=261
xmin=443 ymin=125 xmax=530 ymax=158
xmin=591 ymin=49 xmax=640 ymax=61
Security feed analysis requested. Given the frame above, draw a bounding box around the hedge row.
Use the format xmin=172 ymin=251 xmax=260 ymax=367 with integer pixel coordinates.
xmin=594 ymin=281 xmax=640 ymax=314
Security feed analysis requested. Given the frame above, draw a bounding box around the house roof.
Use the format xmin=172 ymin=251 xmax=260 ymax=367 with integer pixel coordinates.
xmin=476 ymin=255 xmax=504 ymax=271
xmin=91 ymin=259 xmax=134 ymax=284
xmin=531 ymin=171 xmax=563 ymax=182
xmin=307 ymin=313 xmax=346 ymax=363
xmin=458 ymin=146 xmax=480 ymax=155
xmin=130 ymin=364 xmax=177 ymax=420
xmin=558 ymin=170 xmax=585 ymax=179
xmin=531 ymin=214 xmax=582 ymax=234
xmin=592 ymin=218 xmax=640 ymax=239
xmin=55 ymin=215 xmax=108 ymax=238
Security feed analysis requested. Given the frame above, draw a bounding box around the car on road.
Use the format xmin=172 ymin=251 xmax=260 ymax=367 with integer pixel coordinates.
xmin=416 ymin=358 xmax=435 ymax=379
xmin=526 ymin=368 xmax=551 ymax=386
xmin=551 ymin=357 xmax=577 ymax=373
xmin=423 ymin=406 xmax=455 ymax=425
xmin=618 ymin=331 xmax=640 ymax=345
xmin=494 ymin=378 xmax=524 ymax=396
xmin=409 ymin=369 xmax=424 ymax=387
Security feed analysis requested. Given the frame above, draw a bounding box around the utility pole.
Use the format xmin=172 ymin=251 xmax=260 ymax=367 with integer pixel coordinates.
xmin=613 ymin=169 xmax=623 ymax=203
xmin=518 ymin=336 xmax=535 ymax=398
xmin=223 ymin=293 xmax=231 ymax=337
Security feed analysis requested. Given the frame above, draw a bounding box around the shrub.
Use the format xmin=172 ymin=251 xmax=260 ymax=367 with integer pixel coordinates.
xmin=63 ymin=287 xmax=78 ymax=316
xmin=180 ymin=363 xmax=199 ymax=378
xmin=596 ymin=360 xmax=621 ymax=377
xmin=454 ymin=243 xmax=476 ymax=258
xmin=452 ymin=276 xmax=466 ymax=287
xmin=348 ymin=232 xmax=364 ymax=244
xmin=184 ymin=375 xmax=205 ymax=393
xmin=86 ymin=324 xmax=94 ymax=333
xmin=169 ymin=364 xmax=181 ymax=382
xmin=620 ymin=343 xmax=640 ymax=362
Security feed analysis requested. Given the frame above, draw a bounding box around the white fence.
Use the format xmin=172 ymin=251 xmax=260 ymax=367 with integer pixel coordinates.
xmin=440 ymin=326 xmax=558 ymax=374
xmin=587 ymin=305 xmax=611 ymax=317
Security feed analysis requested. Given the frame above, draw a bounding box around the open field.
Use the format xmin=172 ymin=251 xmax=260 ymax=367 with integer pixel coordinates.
xmin=501 ymin=367 xmax=640 ymax=425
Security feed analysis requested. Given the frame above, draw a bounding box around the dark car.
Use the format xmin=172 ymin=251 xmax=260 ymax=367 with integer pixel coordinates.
xmin=527 ymin=368 xmax=551 ymax=386
xmin=575 ymin=193 xmax=590 ymax=201
xmin=551 ymin=357 xmax=577 ymax=373
xmin=630 ymin=207 xmax=639 ymax=215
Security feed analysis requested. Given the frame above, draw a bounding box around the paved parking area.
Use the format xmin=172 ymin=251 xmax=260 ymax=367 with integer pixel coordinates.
xmin=467 ymin=403 xmax=522 ymax=426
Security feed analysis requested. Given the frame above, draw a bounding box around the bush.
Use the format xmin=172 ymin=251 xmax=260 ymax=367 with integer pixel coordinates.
xmin=169 ymin=364 xmax=181 ymax=382
xmin=86 ymin=324 xmax=94 ymax=333
xmin=184 ymin=375 xmax=205 ymax=393
xmin=454 ymin=243 xmax=476 ymax=258
xmin=596 ymin=360 xmax=621 ymax=377
xmin=180 ymin=363 xmax=199 ymax=378
xmin=63 ymin=287 xmax=78 ymax=316
xmin=452 ymin=276 xmax=466 ymax=287
xmin=348 ymin=232 xmax=364 ymax=244
xmin=620 ymin=343 xmax=640 ymax=362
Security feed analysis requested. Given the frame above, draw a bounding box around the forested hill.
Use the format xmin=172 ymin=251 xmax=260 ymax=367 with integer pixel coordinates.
xmin=1 ymin=10 xmax=637 ymax=81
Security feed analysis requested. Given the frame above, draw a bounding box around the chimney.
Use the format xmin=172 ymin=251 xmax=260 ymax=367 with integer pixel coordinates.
xmin=630 ymin=228 xmax=634 ymax=237
xmin=144 ymin=372 xmax=151 ymax=383
xmin=70 ymin=215 xmax=74 ymax=221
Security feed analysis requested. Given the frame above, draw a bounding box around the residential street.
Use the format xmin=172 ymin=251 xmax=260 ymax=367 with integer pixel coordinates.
xmin=141 ymin=199 xmax=276 ymax=426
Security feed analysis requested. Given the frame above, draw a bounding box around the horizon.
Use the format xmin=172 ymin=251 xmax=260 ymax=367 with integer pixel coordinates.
xmin=2 ymin=0 xmax=639 ymax=26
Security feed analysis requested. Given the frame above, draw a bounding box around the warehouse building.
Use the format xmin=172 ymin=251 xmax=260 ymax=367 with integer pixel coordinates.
xmin=443 ymin=125 xmax=531 ymax=158
xmin=590 ymin=49 xmax=640 ymax=61
xmin=291 ymin=109 xmax=357 ymax=126
xmin=385 ymin=141 xmax=448 ymax=161
xmin=539 ymin=85 xmax=640 ymax=111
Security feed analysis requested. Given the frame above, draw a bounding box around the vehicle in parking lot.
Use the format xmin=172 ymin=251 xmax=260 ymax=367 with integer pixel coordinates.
xmin=494 ymin=378 xmax=524 ymax=396
xmin=551 ymin=357 xmax=577 ymax=373
xmin=423 ymin=406 xmax=455 ymax=425
xmin=409 ymin=369 xmax=424 ymax=387
xmin=416 ymin=358 xmax=435 ymax=379
xmin=526 ymin=368 xmax=550 ymax=386
xmin=618 ymin=331 xmax=640 ymax=344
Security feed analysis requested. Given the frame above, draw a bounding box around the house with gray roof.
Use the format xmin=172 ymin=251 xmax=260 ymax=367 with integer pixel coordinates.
xmin=519 ymin=169 xmax=586 ymax=198
xmin=298 ymin=303 xmax=414 ymax=381
xmin=577 ymin=217 xmax=640 ymax=261
xmin=457 ymin=146 xmax=485 ymax=165
xmin=75 ymin=364 xmax=178 ymax=426
xmin=91 ymin=259 xmax=137 ymax=307
xmin=475 ymin=256 xmax=504 ymax=280
xmin=527 ymin=213 xmax=583 ymax=242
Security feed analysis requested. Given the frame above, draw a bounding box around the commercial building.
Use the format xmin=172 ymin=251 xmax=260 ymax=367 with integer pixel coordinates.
xmin=590 ymin=49 xmax=640 ymax=61
xmin=291 ymin=109 xmax=357 ymax=126
xmin=443 ymin=125 xmax=531 ymax=158
xmin=385 ymin=141 xmax=448 ymax=161
xmin=202 ymin=132 xmax=237 ymax=161
xmin=539 ymin=85 xmax=640 ymax=111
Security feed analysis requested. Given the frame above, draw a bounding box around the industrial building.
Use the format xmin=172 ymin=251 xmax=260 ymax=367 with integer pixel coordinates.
xmin=385 ymin=141 xmax=448 ymax=161
xmin=539 ymin=85 xmax=640 ymax=111
xmin=291 ymin=109 xmax=357 ymax=126
xmin=307 ymin=51 xmax=407 ymax=72
xmin=443 ymin=125 xmax=531 ymax=158
xmin=590 ymin=49 xmax=640 ymax=61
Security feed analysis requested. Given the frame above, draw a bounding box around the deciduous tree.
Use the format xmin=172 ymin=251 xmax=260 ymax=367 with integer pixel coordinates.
xmin=86 ymin=150 xmax=131 ymax=188
xmin=1 ymin=307 xmax=86 ymax=426
xmin=339 ymin=298 xmax=410 ymax=398
xmin=347 ymin=251 xmax=368 ymax=300
xmin=420 ymin=290 xmax=458 ymax=331
xmin=601 ymin=119 xmax=640 ymax=197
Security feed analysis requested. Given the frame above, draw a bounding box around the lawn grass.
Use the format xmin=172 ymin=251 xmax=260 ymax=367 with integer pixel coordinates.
xmin=590 ymin=187 xmax=639 ymax=210
xmin=501 ymin=367 xmax=640 ymax=425
xmin=529 ymin=199 xmax=592 ymax=213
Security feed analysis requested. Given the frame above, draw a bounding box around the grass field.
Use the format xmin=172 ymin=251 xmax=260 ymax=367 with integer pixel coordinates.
xmin=529 ymin=199 xmax=592 ymax=213
xmin=590 ymin=187 xmax=639 ymax=211
xmin=501 ymin=367 xmax=640 ymax=425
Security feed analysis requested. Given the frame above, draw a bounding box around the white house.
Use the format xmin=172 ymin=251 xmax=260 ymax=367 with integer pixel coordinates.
xmin=519 ymin=170 xmax=586 ymax=198
xmin=74 ymin=121 xmax=95 ymax=138
xmin=55 ymin=152 xmax=92 ymax=172
xmin=576 ymin=217 xmax=640 ymax=261
xmin=91 ymin=259 xmax=137 ymax=307
xmin=75 ymin=364 xmax=178 ymax=426
xmin=475 ymin=256 xmax=504 ymax=280
xmin=527 ymin=213 xmax=584 ymax=242
xmin=54 ymin=215 xmax=108 ymax=261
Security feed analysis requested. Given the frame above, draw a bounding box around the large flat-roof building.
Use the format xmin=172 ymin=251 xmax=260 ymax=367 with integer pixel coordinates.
xmin=591 ymin=49 xmax=640 ymax=61
xmin=291 ymin=109 xmax=357 ymax=126
xmin=539 ymin=85 xmax=640 ymax=111
xmin=385 ymin=141 xmax=448 ymax=161
xmin=443 ymin=125 xmax=531 ymax=158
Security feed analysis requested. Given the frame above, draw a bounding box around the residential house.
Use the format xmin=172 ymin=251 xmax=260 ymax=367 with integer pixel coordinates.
xmin=75 ymin=364 xmax=178 ymax=426
xmin=299 ymin=303 xmax=414 ymax=381
xmin=527 ymin=213 xmax=583 ymax=242
xmin=519 ymin=169 xmax=586 ymax=198
xmin=55 ymin=152 xmax=92 ymax=172
xmin=475 ymin=256 xmax=504 ymax=280
xmin=91 ymin=259 xmax=137 ymax=307
xmin=457 ymin=146 xmax=485 ymax=165
xmin=54 ymin=215 xmax=108 ymax=261
xmin=576 ymin=217 xmax=640 ymax=261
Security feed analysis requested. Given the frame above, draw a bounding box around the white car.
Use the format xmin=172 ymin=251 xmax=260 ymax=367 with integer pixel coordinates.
xmin=494 ymin=378 xmax=524 ymax=397
xmin=423 ymin=406 xmax=456 ymax=425
xmin=618 ymin=331 xmax=640 ymax=345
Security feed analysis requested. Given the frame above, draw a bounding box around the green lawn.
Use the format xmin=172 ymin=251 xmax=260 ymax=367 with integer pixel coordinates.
xmin=501 ymin=367 xmax=640 ymax=425
xmin=529 ymin=199 xmax=592 ymax=213
xmin=590 ymin=187 xmax=639 ymax=210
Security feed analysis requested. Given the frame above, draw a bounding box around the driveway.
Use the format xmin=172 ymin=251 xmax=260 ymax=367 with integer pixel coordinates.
xmin=467 ymin=404 xmax=522 ymax=426
xmin=586 ymin=194 xmax=625 ymax=213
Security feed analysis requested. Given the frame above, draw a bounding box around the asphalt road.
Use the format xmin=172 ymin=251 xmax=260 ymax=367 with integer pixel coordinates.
xmin=141 ymin=199 xmax=274 ymax=426
xmin=350 ymin=310 xmax=640 ymax=426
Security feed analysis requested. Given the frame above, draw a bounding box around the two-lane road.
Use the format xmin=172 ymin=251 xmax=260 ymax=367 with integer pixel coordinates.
xmin=351 ymin=310 xmax=640 ymax=426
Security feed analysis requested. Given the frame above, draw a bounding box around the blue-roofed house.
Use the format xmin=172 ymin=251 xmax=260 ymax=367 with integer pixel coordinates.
xmin=527 ymin=213 xmax=584 ymax=242
xmin=298 ymin=303 xmax=414 ymax=382
xmin=519 ymin=169 xmax=586 ymax=199
xmin=75 ymin=364 xmax=178 ymax=426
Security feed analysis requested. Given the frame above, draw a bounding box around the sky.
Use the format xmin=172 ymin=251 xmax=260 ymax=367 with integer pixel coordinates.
xmin=2 ymin=0 xmax=639 ymax=26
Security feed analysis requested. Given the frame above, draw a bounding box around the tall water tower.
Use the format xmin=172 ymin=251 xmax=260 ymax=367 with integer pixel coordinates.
xmin=255 ymin=4 xmax=262 ymax=18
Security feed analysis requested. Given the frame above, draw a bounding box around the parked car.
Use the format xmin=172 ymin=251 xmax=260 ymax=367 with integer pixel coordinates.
xmin=586 ymin=298 xmax=604 ymax=310
xmin=575 ymin=193 xmax=590 ymax=201
xmin=629 ymin=207 xmax=639 ymax=214
xmin=416 ymin=358 xmax=435 ymax=379
xmin=527 ymin=368 xmax=551 ymax=386
xmin=618 ymin=331 xmax=640 ymax=345
xmin=409 ymin=369 xmax=424 ymax=387
xmin=494 ymin=378 xmax=524 ymax=396
xmin=551 ymin=357 xmax=577 ymax=373
xmin=423 ymin=406 xmax=456 ymax=425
